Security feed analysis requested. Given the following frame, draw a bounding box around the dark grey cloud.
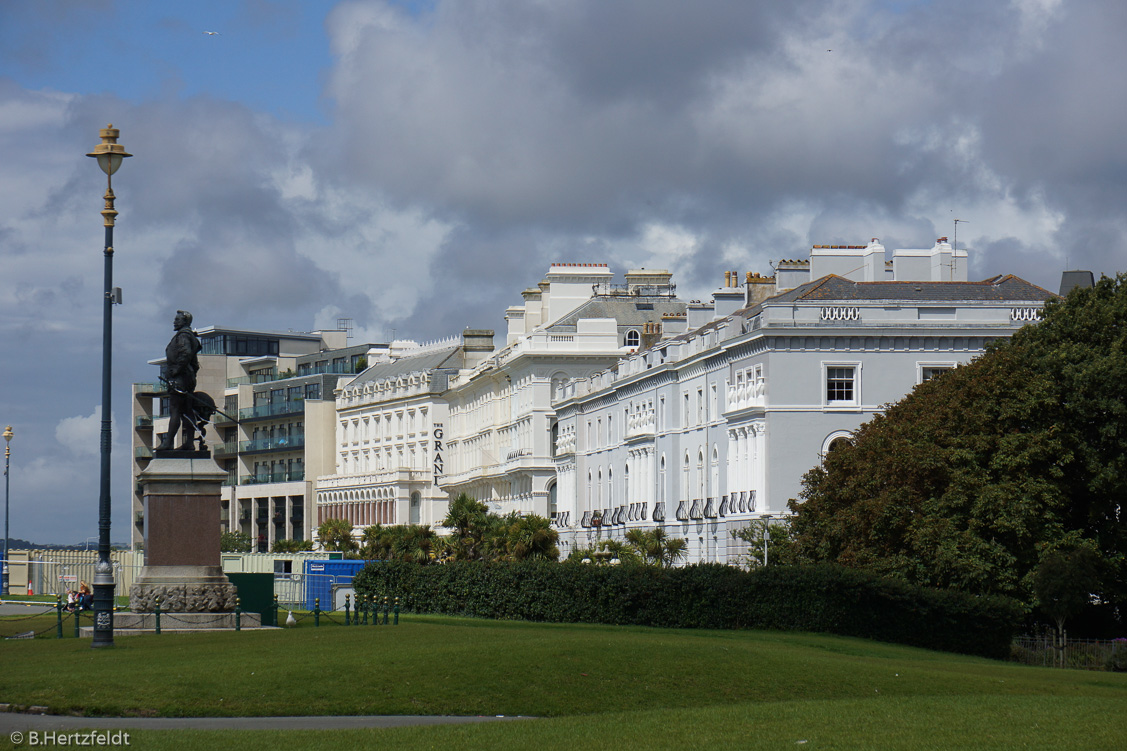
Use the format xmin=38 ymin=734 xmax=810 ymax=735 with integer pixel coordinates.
xmin=319 ymin=0 xmax=1121 ymax=304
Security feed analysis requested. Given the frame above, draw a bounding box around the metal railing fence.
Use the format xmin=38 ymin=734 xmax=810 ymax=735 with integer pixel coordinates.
xmin=1012 ymin=634 xmax=1127 ymax=671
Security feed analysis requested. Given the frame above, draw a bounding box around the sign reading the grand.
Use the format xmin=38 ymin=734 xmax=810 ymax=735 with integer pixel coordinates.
xmin=433 ymin=423 xmax=444 ymax=487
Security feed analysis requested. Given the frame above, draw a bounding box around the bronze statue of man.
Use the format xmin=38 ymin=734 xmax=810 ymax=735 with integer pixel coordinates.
xmin=157 ymin=310 xmax=203 ymax=451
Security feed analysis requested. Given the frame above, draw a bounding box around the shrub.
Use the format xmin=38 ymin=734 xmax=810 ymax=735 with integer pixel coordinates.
xmin=1106 ymin=641 xmax=1127 ymax=672
xmin=352 ymin=560 xmax=1021 ymax=659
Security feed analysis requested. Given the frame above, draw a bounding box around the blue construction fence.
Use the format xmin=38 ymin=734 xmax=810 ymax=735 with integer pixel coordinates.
xmin=270 ymin=560 xmax=377 ymax=611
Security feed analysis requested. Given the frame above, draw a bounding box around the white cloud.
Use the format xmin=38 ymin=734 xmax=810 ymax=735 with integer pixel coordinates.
xmin=55 ymin=407 xmax=116 ymax=458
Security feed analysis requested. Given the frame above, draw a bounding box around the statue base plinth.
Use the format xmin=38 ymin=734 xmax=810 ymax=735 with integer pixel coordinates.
xmin=133 ymin=455 xmax=238 ymax=614
xmin=129 ymin=566 xmax=238 ymax=612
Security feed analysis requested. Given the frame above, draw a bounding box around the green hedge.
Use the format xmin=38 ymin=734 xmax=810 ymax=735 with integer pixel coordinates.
xmin=353 ymin=561 xmax=1022 ymax=659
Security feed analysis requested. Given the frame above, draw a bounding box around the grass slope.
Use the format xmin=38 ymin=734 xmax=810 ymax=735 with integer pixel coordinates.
xmin=2 ymin=614 xmax=1125 ymax=749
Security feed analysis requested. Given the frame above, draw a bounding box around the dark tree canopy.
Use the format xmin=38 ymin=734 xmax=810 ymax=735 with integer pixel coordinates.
xmin=788 ymin=274 xmax=1127 ymax=612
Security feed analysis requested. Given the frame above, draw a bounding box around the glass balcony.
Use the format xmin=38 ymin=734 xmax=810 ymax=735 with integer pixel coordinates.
xmin=238 ymin=433 xmax=305 ymax=454
xmin=239 ymin=468 xmax=306 ymax=485
xmin=135 ymin=416 xmax=153 ymax=428
xmin=213 ymin=441 xmax=239 ymax=457
xmin=226 ymin=370 xmax=280 ymax=388
xmin=135 ymin=446 xmax=153 ymax=459
xmin=238 ymin=400 xmax=305 ymax=422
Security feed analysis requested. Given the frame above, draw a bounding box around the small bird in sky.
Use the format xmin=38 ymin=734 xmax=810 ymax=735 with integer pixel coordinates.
xmin=203 ymin=30 xmax=221 ymax=35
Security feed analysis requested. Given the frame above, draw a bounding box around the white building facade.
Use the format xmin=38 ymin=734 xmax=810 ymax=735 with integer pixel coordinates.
xmin=316 ymin=333 xmax=495 ymax=532
xmin=440 ymin=264 xmax=687 ymax=520
xmin=552 ymin=239 xmax=1055 ymax=564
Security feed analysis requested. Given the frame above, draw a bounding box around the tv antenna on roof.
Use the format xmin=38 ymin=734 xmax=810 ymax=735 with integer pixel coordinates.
xmin=953 ymin=218 xmax=968 ymax=254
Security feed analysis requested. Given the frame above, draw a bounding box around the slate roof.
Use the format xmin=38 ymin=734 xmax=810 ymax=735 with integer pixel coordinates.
xmin=545 ymin=296 xmax=687 ymax=332
xmin=347 ymin=346 xmax=463 ymax=387
xmin=636 ymin=274 xmax=1055 ymax=353
xmin=768 ymin=274 xmax=1056 ymax=304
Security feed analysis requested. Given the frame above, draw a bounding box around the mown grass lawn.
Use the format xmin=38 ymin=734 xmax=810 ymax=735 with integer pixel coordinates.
xmin=2 ymin=613 xmax=1125 ymax=749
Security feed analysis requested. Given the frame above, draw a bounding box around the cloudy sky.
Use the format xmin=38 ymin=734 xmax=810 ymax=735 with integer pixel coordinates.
xmin=1 ymin=0 xmax=1122 ymax=544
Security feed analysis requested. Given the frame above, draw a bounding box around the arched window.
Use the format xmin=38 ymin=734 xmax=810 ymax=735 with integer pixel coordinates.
xmin=608 ymin=467 xmax=613 ymax=506
xmin=821 ymin=431 xmax=853 ymax=460
xmin=624 ymin=463 xmax=631 ymax=504
xmin=548 ymin=482 xmax=557 ymax=519
xmin=711 ymin=446 xmax=719 ymax=498
xmin=697 ymin=450 xmax=705 ymax=499
xmin=409 ymin=492 xmax=421 ymax=525
xmin=659 ymin=455 xmax=667 ymax=505
xmin=624 ymin=330 xmax=640 ymax=348
xmin=551 ymin=371 xmax=569 ymax=400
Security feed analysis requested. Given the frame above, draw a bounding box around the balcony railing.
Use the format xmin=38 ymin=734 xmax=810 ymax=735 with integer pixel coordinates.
xmin=238 ymin=433 xmax=305 ymax=454
xmin=238 ymin=400 xmax=305 ymax=422
xmin=213 ymin=441 xmax=238 ymax=457
xmin=239 ymin=469 xmax=306 ymax=485
xmin=134 ymin=446 xmax=153 ymax=459
xmin=135 ymin=416 xmax=153 ymax=428
xmin=226 ymin=371 xmax=279 ymax=388
xmin=298 ymin=362 xmax=361 ymax=376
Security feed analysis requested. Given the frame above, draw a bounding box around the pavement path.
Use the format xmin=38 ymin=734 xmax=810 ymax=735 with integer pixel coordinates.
xmin=0 ymin=601 xmax=58 ymax=616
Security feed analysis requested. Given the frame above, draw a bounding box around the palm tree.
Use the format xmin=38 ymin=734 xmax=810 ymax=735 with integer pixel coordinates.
xmin=395 ymin=525 xmax=437 ymax=564
xmin=317 ymin=518 xmax=357 ymax=554
xmin=625 ymin=527 xmax=687 ymax=567
xmin=505 ymin=514 xmax=559 ymax=561
xmin=569 ymin=538 xmax=637 ymax=565
xmin=360 ymin=523 xmax=393 ymax=560
xmin=652 ymin=527 xmax=688 ymax=568
xmin=442 ymin=493 xmax=491 ymax=560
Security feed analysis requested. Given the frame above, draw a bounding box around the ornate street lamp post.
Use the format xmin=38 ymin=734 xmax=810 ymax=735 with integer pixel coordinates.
xmin=87 ymin=125 xmax=131 ymax=648
xmin=2 ymin=425 xmax=12 ymax=596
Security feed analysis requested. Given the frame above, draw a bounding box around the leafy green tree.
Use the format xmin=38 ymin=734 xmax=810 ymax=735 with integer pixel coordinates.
xmin=317 ymin=518 xmax=358 ymax=554
xmin=731 ymin=520 xmax=794 ymax=567
xmin=271 ymin=538 xmax=313 ymax=553
xmin=788 ymin=274 xmax=1127 ymax=612
xmin=1034 ymin=544 xmax=1105 ymax=640
xmin=220 ymin=530 xmax=252 ymax=553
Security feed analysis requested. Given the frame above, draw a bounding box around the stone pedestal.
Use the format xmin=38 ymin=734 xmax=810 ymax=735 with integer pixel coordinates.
xmin=130 ymin=453 xmax=238 ymax=615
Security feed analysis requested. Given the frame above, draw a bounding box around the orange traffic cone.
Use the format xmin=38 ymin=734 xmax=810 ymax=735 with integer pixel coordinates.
xmin=26 ymin=581 xmax=33 ymax=596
